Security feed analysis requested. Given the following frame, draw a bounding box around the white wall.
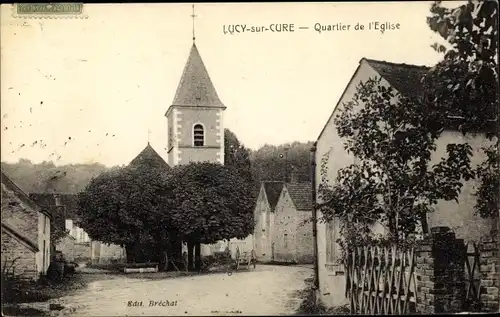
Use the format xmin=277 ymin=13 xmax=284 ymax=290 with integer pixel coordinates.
xmin=315 ymin=60 xmax=380 ymax=308
xmin=36 ymin=211 xmax=51 ymax=275
xmin=428 ymin=131 xmax=494 ymax=242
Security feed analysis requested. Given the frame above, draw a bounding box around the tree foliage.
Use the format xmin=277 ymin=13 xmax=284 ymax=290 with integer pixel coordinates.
xmin=0 ymin=160 xmax=110 ymax=194
xmin=76 ymin=160 xmax=254 ymax=262
xmin=425 ymin=0 xmax=498 ymax=219
xmin=167 ymin=162 xmax=255 ymax=244
xmin=224 ymin=129 xmax=253 ymax=183
xmin=318 ymin=77 xmax=474 ymax=240
xmin=250 ymin=141 xmax=313 ymax=186
xmin=76 ymin=165 xmax=172 ymax=262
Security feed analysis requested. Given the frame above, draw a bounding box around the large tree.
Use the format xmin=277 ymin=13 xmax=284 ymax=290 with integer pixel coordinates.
xmin=424 ymin=0 xmax=498 ymax=220
xmin=76 ymin=164 xmax=173 ymax=265
xmin=224 ymin=129 xmax=253 ymax=183
xmin=317 ymin=76 xmax=474 ymax=242
xmin=167 ymin=162 xmax=255 ymax=271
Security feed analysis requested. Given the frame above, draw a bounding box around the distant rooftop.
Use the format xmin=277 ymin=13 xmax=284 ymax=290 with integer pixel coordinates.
xmin=285 ymin=182 xmax=312 ymax=211
xmin=128 ymin=143 xmax=171 ymax=170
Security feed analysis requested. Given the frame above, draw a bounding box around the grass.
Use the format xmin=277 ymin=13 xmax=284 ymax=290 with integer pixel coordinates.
xmin=2 ymin=273 xmax=88 ymax=304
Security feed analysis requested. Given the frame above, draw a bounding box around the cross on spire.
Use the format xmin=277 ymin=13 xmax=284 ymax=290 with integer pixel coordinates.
xmin=191 ymin=4 xmax=197 ymax=42
xmin=148 ymin=129 xmax=151 ymax=144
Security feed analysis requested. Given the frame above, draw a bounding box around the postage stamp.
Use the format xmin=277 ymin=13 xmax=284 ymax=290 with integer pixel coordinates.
xmin=12 ymin=3 xmax=87 ymax=19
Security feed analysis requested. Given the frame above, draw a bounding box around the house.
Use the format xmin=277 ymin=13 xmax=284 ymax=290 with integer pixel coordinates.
xmin=313 ymin=58 xmax=495 ymax=308
xmin=1 ymin=171 xmax=51 ymax=280
xmin=272 ymin=182 xmax=314 ymax=264
xmin=253 ymin=181 xmax=284 ymax=262
xmin=29 ymin=192 xmax=125 ymax=264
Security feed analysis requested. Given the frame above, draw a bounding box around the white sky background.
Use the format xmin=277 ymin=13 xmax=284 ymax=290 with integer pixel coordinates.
xmin=1 ymin=2 xmax=451 ymax=167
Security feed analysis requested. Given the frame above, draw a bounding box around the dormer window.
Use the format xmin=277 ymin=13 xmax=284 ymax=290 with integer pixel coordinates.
xmin=193 ymin=124 xmax=204 ymax=147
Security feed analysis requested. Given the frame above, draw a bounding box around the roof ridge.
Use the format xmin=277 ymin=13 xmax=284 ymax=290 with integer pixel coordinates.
xmin=362 ymin=57 xmax=430 ymax=70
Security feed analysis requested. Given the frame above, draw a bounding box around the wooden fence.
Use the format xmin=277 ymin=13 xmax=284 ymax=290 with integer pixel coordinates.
xmin=345 ymin=245 xmax=417 ymax=315
xmin=464 ymin=242 xmax=481 ymax=312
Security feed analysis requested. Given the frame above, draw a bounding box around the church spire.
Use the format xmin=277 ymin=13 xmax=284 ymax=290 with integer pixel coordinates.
xmin=170 ymin=42 xmax=226 ymax=109
xmin=191 ymin=4 xmax=196 ymax=42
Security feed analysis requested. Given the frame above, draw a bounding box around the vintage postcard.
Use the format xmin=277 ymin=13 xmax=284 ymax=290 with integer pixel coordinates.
xmin=1 ymin=1 xmax=498 ymax=316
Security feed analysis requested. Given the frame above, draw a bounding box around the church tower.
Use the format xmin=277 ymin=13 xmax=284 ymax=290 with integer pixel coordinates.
xmin=165 ymin=13 xmax=226 ymax=166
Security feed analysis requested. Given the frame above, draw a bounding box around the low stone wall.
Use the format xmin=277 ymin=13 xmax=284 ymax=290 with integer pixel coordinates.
xmin=479 ymin=235 xmax=499 ymax=312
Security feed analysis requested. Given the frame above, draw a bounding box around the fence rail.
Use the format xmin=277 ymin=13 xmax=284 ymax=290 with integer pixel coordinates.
xmin=345 ymin=245 xmax=417 ymax=315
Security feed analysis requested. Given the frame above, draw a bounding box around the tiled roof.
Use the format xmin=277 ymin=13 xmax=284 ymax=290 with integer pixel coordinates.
xmin=262 ymin=181 xmax=284 ymax=211
xmin=128 ymin=143 xmax=170 ymax=170
xmin=170 ymin=43 xmax=225 ymax=109
xmin=363 ymin=58 xmax=429 ymax=100
xmin=29 ymin=193 xmax=79 ymax=223
xmin=1 ymin=171 xmax=50 ymax=218
xmin=286 ymin=182 xmax=312 ymax=211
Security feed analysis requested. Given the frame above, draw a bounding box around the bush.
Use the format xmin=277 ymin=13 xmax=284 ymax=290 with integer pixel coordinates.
xmin=1 ymin=274 xmax=51 ymax=304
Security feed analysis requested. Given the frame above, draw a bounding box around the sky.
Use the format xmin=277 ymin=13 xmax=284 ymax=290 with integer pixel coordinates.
xmin=0 ymin=2 xmax=450 ymax=167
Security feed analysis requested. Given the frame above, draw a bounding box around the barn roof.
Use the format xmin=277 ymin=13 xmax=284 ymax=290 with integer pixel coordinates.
xmin=285 ymin=182 xmax=312 ymax=211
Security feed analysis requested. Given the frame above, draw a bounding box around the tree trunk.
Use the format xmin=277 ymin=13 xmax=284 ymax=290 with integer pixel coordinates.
xmin=125 ymin=244 xmax=135 ymax=263
xmin=195 ymin=243 xmax=201 ymax=271
xmin=420 ymin=212 xmax=430 ymax=235
xmin=388 ymin=215 xmax=396 ymax=239
xmin=187 ymin=241 xmax=194 ymax=271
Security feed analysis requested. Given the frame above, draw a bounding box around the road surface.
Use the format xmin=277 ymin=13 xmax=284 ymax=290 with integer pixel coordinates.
xmin=51 ymin=264 xmax=312 ymax=316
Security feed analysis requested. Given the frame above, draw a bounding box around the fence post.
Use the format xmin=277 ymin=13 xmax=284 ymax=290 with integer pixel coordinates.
xmin=415 ymin=226 xmax=466 ymax=314
xmin=479 ymin=235 xmax=499 ymax=312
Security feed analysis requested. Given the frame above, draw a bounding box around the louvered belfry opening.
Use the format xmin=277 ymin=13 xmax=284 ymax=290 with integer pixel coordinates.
xmin=193 ymin=124 xmax=204 ymax=146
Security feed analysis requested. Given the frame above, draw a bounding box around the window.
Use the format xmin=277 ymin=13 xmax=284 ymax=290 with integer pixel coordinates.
xmin=284 ymin=233 xmax=288 ymax=248
xmin=193 ymin=124 xmax=204 ymax=147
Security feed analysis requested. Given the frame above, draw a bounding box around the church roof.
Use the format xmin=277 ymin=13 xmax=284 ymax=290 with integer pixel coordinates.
xmin=262 ymin=181 xmax=284 ymax=211
xmin=285 ymin=182 xmax=312 ymax=211
xmin=170 ymin=43 xmax=226 ymax=109
xmin=128 ymin=143 xmax=171 ymax=170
